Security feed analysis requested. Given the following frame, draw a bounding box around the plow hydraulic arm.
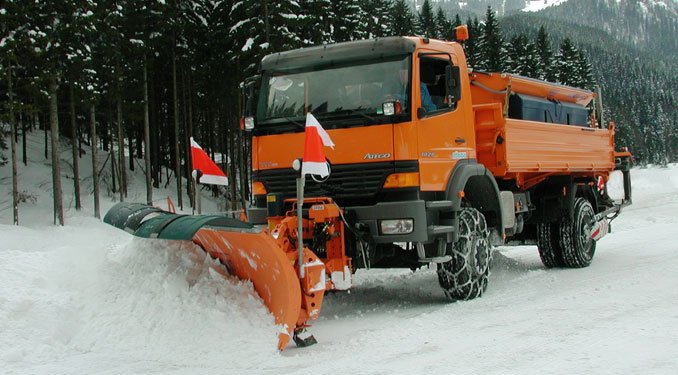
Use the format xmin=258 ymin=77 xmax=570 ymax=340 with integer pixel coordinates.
xmin=104 ymin=199 xmax=351 ymax=350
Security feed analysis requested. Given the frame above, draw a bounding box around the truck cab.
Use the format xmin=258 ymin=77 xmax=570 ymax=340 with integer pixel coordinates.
xmin=248 ymin=37 xmax=485 ymax=245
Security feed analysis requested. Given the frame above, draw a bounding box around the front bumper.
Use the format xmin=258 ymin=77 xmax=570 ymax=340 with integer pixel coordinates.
xmin=248 ymin=199 xmax=446 ymax=244
xmin=347 ymin=200 xmax=428 ymax=243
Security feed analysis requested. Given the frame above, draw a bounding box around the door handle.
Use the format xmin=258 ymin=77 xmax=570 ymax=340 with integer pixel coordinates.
xmin=455 ymin=138 xmax=465 ymax=144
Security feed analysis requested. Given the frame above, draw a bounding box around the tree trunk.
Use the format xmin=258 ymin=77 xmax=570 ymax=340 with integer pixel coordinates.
xmin=44 ymin=115 xmax=48 ymax=159
xmin=187 ymin=72 xmax=195 ymax=207
xmin=172 ymin=41 xmax=183 ymax=209
xmin=49 ymin=77 xmax=64 ymax=226
xmin=117 ymin=97 xmax=126 ymax=199
xmin=143 ymin=57 xmax=153 ymax=205
xmin=128 ymin=127 xmax=135 ymax=172
xmin=22 ymin=112 xmax=28 ymax=166
xmin=69 ymin=85 xmax=82 ymax=210
xmin=8 ymin=60 xmax=19 ymax=225
xmin=228 ymin=123 xmax=237 ymax=210
xmin=182 ymin=67 xmax=192 ymax=208
xmin=108 ymin=107 xmax=117 ymax=194
xmin=90 ymin=104 xmax=100 ymax=219
xmin=149 ymin=64 xmax=160 ymax=188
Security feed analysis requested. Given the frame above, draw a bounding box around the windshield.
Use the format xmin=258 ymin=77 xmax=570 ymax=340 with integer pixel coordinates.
xmin=256 ymin=56 xmax=411 ymax=128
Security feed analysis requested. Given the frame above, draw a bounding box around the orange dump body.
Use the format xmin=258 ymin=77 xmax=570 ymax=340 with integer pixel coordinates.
xmin=470 ymin=72 xmax=614 ymax=188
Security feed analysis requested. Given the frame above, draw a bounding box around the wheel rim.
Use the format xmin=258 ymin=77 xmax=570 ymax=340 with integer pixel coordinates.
xmin=576 ymin=205 xmax=595 ymax=260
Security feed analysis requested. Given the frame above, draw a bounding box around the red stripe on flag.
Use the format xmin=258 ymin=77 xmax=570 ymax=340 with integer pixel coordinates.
xmin=191 ymin=138 xmax=228 ymax=185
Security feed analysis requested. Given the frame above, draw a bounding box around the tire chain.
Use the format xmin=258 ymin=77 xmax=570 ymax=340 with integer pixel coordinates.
xmin=437 ymin=208 xmax=493 ymax=301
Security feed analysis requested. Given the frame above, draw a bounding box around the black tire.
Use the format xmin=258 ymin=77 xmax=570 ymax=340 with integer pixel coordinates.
xmin=537 ymin=222 xmax=565 ymax=268
xmin=437 ymin=208 xmax=492 ymax=301
xmin=559 ymin=197 xmax=596 ymax=268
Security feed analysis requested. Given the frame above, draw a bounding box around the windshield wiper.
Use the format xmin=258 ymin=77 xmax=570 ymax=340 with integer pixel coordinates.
xmin=317 ymin=109 xmax=378 ymax=124
xmin=283 ymin=117 xmax=305 ymax=129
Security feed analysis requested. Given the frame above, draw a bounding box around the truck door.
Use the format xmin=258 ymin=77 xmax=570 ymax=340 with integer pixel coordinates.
xmin=415 ymin=53 xmax=475 ymax=192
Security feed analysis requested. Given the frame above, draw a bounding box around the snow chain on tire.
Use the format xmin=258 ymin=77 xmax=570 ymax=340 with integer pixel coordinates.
xmin=437 ymin=208 xmax=492 ymax=301
xmin=559 ymin=197 xmax=596 ymax=268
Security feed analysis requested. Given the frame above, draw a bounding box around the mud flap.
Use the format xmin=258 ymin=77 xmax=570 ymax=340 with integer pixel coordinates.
xmin=104 ymin=203 xmax=302 ymax=350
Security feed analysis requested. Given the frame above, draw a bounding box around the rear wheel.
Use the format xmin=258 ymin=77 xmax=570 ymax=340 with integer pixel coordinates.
xmin=537 ymin=222 xmax=565 ymax=268
xmin=559 ymin=198 xmax=596 ymax=268
xmin=437 ymin=208 xmax=492 ymax=301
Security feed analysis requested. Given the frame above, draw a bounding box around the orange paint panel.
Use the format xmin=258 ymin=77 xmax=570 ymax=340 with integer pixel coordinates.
xmin=502 ymin=120 xmax=614 ymax=173
xmin=393 ymin=122 xmax=418 ymax=159
xmin=255 ymin=124 xmax=395 ymax=170
xmin=419 ymin=159 xmax=456 ymax=191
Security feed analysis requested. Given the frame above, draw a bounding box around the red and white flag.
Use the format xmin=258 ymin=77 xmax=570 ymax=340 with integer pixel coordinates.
xmin=190 ymin=137 xmax=228 ymax=186
xmin=301 ymin=113 xmax=335 ymax=177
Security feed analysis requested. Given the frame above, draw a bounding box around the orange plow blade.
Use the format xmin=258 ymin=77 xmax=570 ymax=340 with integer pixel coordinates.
xmin=193 ymin=227 xmax=301 ymax=349
xmin=103 ymin=203 xmax=303 ymax=350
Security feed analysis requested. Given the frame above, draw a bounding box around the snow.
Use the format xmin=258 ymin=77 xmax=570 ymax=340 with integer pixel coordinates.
xmin=241 ymin=37 xmax=254 ymax=52
xmin=2 ymin=131 xmax=678 ymax=373
xmin=523 ymin=0 xmax=568 ymax=12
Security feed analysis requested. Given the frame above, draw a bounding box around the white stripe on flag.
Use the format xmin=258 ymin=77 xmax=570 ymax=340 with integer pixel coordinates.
xmin=196 ymin=174 xmax=229 ymax=186
xmin=302 ymin=161 xmax=329 ymax=178
xmin=306 ymin=113 xmax=335 ymax=149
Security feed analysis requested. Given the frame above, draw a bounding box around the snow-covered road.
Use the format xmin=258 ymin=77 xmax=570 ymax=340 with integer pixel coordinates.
xmin=2 ymin=160 xmax=678 ymax=374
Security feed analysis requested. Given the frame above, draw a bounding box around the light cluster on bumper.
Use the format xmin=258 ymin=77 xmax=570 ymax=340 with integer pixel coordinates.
xmin=379 ymin=219 xmax=414 ymax=235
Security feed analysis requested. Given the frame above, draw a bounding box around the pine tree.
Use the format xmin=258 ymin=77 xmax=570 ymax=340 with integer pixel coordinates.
xmin=464 ymin=16 xmax=483 ymax=70
xmin=507 ymin=34 xmax=527 ymax=75
xmin=535 ymin=25 xmax=556 ymax=82
xmin=434 ymin=6 xmax=452 ymax=40
xmin=418 ymin=0 xmax=436 ymax=38
xmin=389 ymin=0 xmax=415 ymax=37
xmin=554 ymin=38 xmax=580 ymax=87
xmin=452 ymin=14 xmax=462 ymax=28
xmin=576 ymin=49 xmax=594 ymax=90
xmin=359 ymin=0 xmax=391 ymax=39
xmin=298 ymin=0 xmax=333 ymax=45
xmin=331 ymin=0 xmax=361 ymax=42
xmin=478 ymin=6 xmax=505 ymax=72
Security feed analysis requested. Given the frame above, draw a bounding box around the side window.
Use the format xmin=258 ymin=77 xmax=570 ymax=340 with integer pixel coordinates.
xmin=419 ymin=57 xmax=456 ymax=115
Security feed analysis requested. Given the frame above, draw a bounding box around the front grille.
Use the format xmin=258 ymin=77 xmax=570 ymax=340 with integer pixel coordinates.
xmin=254 ymin=161 xmax=418 ymax=206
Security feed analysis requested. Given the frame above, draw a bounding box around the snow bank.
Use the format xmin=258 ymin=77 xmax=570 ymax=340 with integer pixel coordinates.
xmin=0 ymin=218 xmax=278 ymax=373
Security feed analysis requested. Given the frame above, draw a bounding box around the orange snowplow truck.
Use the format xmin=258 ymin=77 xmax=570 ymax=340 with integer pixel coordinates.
xmin=105 ymin=28 xmax=632 ymax=351
xmin=244 ymin=30 xmax=632 ymax=299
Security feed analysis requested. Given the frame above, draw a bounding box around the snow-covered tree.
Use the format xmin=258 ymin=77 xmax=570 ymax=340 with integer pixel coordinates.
xmin=389 ymin=0 xmax=415 ymax=37
xmin=477 ymin=6 xmax=505 ymax=72
xmin=434 ymin=6 xmax=452 ymax=40
xmin=417 ymin=0 xmax=436 ymax=38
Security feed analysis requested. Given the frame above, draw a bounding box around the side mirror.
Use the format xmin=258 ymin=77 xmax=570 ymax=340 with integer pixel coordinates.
xmin=445 ymin=65 xmax=461 ymax=104
xmin=245 ymin=83 xmax=256 ymax=117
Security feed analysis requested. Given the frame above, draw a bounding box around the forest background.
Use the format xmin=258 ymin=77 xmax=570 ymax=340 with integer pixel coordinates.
xmin=1 ymin=0 xmax=675 ymax=224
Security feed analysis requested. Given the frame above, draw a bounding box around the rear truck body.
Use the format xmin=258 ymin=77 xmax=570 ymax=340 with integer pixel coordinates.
xmin=105 ymin=29 xmax=632 ymax=350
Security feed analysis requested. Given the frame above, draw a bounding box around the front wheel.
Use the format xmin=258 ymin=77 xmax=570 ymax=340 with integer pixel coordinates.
xmin=437 ymin=208 xmax=493 ymax=301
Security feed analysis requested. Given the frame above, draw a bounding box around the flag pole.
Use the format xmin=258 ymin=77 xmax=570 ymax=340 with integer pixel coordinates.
xmin=296 ymin=175 xmax=305 ymax=279
xmin=195 ymin=177 xmax=201 ymax=214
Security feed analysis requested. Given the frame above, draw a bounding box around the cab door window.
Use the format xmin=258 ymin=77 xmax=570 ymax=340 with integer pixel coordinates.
xmin=419 ymin=57 xmax=457 ymax=115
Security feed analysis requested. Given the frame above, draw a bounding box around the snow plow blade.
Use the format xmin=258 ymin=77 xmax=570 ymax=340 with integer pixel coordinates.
xmin=103 ymin=203 xmax=301 ymax=350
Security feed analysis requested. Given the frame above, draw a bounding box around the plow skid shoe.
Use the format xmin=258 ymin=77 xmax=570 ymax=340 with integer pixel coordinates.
xmin=103 ymin=203 xmax=302 ymax=350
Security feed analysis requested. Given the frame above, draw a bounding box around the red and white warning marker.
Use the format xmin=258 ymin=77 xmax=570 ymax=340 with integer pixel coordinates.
xmin=190 ymin=137 xmax=228 ymax=186
xmin=301 ymin=113 xmax=335 ymax=178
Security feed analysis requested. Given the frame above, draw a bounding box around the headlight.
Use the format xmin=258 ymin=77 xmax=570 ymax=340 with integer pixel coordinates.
xmin=380 ymin=219 xmax=414 ymax=235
